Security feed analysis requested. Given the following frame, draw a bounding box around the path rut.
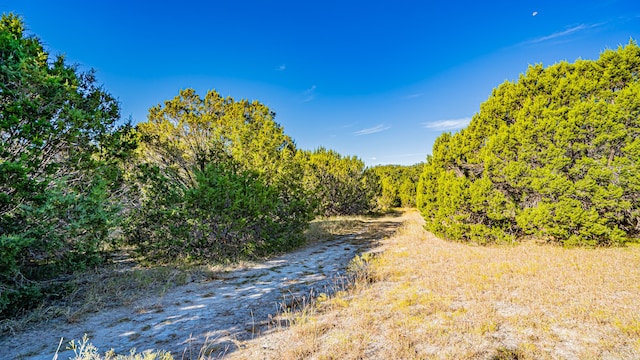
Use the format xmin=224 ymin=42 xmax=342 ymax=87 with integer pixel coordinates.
xmin=1 ymin=217 xmax=401 ymax=359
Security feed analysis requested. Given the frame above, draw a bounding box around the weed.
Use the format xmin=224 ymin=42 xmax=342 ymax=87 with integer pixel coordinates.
xmin=60 ymin=334 xmax=174 ymax=360
xmin=491 ymin=346 xmax=524 ymax=360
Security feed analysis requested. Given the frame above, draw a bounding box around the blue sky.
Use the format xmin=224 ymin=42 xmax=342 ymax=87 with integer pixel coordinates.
xmin=4 ymin=1 xmax=639 ymax=166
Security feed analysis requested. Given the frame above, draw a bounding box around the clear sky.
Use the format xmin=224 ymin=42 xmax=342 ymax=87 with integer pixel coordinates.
xmin=4 ymin=1 xmax=639 ymax=166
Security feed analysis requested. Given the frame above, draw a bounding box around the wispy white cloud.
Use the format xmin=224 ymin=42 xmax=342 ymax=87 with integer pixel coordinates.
xmin=423 ymin=118 xmax=471 ymax=131
xmin=303 ymin=85 xmax=316 ymax=95
xmin=277 ymin=64 xmax=286 ymax=71
xmin=532 ymin=11 xmax=538 ymax=17
xmin=301 ymin=85 xmax=317 ymax=102
xmin=406 ymin=93 xmax=423 ymax=99
xmin=525 ymin=23 xmax=604 ymax=45
xmin=353 ymin=124 xmax=391 ymax=136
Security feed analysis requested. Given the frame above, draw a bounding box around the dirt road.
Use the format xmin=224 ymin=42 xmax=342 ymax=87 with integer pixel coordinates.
xmin=0 ymin=215 xmax=401 ymax=359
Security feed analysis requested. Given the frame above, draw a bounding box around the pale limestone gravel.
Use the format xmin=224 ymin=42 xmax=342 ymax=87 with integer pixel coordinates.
xmin=0 ymin=231 xmax=378 ymax=359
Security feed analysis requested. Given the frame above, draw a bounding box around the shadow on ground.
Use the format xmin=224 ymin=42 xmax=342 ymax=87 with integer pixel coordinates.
xmin=0 ymin=214 xmax=404 ymax=359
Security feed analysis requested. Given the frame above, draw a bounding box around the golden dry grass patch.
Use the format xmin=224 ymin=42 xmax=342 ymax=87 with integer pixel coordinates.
xmin=230 ymin=210 xmax=640 ymax=360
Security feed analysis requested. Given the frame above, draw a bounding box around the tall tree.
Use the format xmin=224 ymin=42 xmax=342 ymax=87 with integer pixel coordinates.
xmin=127 ymin=89 xmax=313 ymax=261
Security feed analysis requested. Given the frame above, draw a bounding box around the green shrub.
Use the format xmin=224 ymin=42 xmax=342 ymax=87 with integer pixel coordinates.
xmin=125 ymin=161 xmax=310 ymax=263
xmin=417 ymin=41 xmax=640 ymax=245
xmin=370 ymin=163 xmax=424 ymax=211
xmin=0 ymin=13 xmax=130 ymax=317
xmin=297 ymin=147 xmax=379 ymax=216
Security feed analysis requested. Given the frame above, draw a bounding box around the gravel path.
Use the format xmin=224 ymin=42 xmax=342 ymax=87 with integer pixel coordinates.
xmin=1 ymin=217 xmax=400 ymax=359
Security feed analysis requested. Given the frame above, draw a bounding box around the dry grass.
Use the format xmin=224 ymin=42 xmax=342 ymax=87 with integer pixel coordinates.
xmin=230 ymin=209 xmax=640 ymax=359
xmin=304 ymin=216 xmax=371 ymax=243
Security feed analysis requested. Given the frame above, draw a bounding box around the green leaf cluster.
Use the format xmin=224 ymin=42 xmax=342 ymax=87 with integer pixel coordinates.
xmin=371 ymin=163 xmax=424 ymax=211
xmin=417 ymin=41 xmax=640 ymax=245
xmin=296 ymin=147 xmax=378 ymax=216
xmin=0 ymin=13 xmax=133 ymax=317
xmin=126 ymin=89 xmax=314 ymax=262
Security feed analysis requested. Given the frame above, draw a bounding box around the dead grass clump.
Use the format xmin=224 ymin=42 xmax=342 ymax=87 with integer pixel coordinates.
xmin=230 ymin=209 xmax=640 ymax=359
xmin=304 ymin=210 xmax=405 ymax=246
xmin=304 ymin=217 xmax=369 ymax=243
xmin=490 ymin=346 xmax=527 ymax=360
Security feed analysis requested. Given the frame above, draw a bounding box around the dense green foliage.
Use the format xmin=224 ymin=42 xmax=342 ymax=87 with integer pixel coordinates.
xmin=125 ymin=89 xmax=314 ymax=262
xmin=371 ymin=163 xmax=424 ymax=210
xmin=417 ymin=41 xmax=640 ymax=245
xmin=0 ymin=14 xmax=133 ymax=317
xmin=297 ymin=147 xmax=378 ymax=216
